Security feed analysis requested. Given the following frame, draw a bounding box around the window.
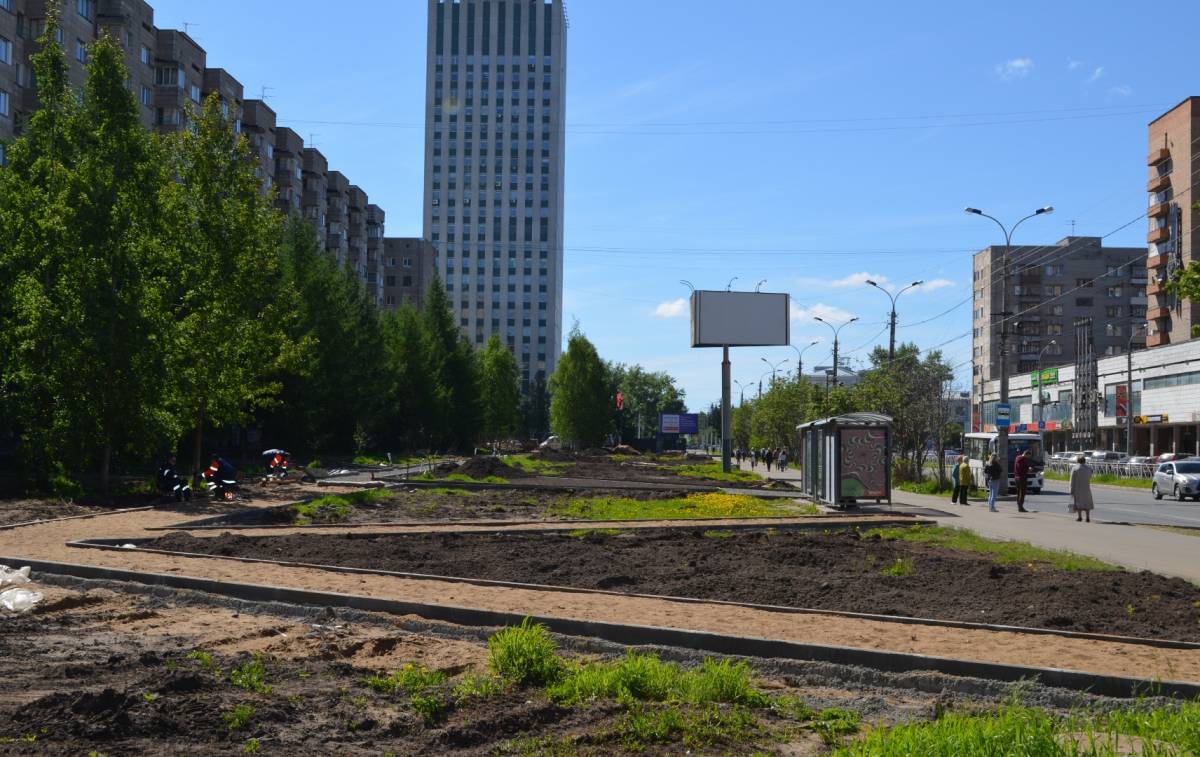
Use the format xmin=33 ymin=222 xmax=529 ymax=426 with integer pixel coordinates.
xmin=1106 ymin=286 xmax=1122 ymax=298
xmin=0 ymin=0 xmax=11 ymax=11
xmin=1044 ymin=264 xmax=1064 ymax=276
xmin=0 ymin=36 xmax=10 ymax=65
xmin=75 ymin=39 xmax=87 ymax=63
xmin=0 ymin=88 xmax=8 ymax=117
xmin=189 ymin=83 xmax=200 ymax=103
xmin=140 ymin=86 xmax=151 ymax=106
xmin=1045 ymin=284 xmax=1063 ymax=297
xmin=1105 ymin=306 xmax=1122 ymax=318
xmin=1049 ymin=304 xmax=1063 ymax=316
xmin=141 ymin=45 xmax=151 ymax=65
xmin=1046 ymin=322 xmax=1063 ymax=335
xmin=1105 ymin=324 xmax=1123 ymax=337
xmin=76 ymin=0 xmax=92 ymax=19
xmin=1075 ymin=297 xmax=1093 ymax=307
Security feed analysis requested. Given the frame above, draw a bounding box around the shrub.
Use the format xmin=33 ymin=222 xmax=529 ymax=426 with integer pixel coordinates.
xmin=487 ymin=618 xmax=563 ymax=686
xmin=364 ymin=664 xmax=446 ymax=696
xmin=222 ymin=704 xmax=255 ymax=731
xmin=230 ymin=654 xmax=271 ymax=694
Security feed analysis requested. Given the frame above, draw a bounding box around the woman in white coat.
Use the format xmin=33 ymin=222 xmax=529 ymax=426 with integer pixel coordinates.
xmin=1069 ymin=454 xmax=1094 ymax=523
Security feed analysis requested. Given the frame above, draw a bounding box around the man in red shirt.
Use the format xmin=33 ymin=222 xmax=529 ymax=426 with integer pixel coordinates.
xmin=1013 ymin=449 xmax=1032 ymax=513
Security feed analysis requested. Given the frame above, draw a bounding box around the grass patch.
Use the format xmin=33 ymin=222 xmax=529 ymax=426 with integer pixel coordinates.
xmin=880 ymin=557 xmax=915 ymax=577
xmin=1146 ymin=525 xmax=1200 ymax=539
xmin=675 ymin=463 xmax=762 ymax=483
xmin=364 ymin=663 xmax=449 ymax=725
xmin=427 ymin=487 xmax=476 ymax=496
xmin=242 ymin=737 xmax=261 ymax=753
xmin=488 ymin=618 xmax=564 ymax=686
xmin=186 ymin=650 xmax=219 ymax=676
xmin=1045 ymin=469 xmax=1153 ymax=489
xmin=451 ymin=672 xmax=503 ymax=702
xmin=557 ymin=492 xmax=796 ymax=521
xmin=897 ymin=478 xmax=953 ymax=495
xmin=702 ymin=529 xmax=735 ymax=539
xmin=230 ymin=654 xmax=271 ymax=695
xmin=546 ymin=651 xmax=769 ymax=708
xmin=503 ymin=455 xmax=570 ymax=476
xmin=221 ymin=704 xmax=256 ymax=731
xmin=292 ymin=488 xmax=391 ymax=524
xmin=566 ymin=527 xmax=622 ymax=539
xmin=616 ymin=703 xmax=762 ymax=751
xmin=834 ymin=701 xmax=1200 ymax=756
xmin=864 ymin=526 xmax=1120 ymax=572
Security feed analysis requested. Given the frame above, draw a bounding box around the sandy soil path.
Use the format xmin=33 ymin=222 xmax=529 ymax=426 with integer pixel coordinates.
xmin=3 ymin=507 xmax=1198 ymax=684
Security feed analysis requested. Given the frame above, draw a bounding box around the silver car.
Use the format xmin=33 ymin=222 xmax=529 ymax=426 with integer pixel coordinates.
xmin=1152 ymin=461 xmax=1200 ymax=502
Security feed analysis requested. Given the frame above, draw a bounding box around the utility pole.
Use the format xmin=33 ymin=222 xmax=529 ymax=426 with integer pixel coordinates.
xmin=791 ymin=339 xmax=820 ymax=381
xmin=966 ymin=205 xmax=1053 ymax=480
xmin=814 ymin=316 xmax=859 ymax=386
xmin=1125 ymin=322 xmax=1145 ymax=458
xmin=1036 ymin=340 xmax=1057 ymax=444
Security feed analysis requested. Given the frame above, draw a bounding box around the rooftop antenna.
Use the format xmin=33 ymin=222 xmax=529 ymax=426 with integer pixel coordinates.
xmin=308 ymin=133 xmax=320 ymax=148
xmin=259 ymin=85 xmax=274 ymax=101
xmin=1069 ymin=219 xmax=1076 ymax=235
xmin=182 ymin=21 xmax=199 ymax=35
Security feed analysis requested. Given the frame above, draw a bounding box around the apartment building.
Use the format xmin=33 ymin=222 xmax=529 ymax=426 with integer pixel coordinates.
xmin=1147 ymin=97 xmax=1200 ymax=347
xmin=382 ymin=238 xmax=437 ymax=311
xmin=152 ymin=28 xmax=203 ymax=132
xmin=423 ymin=0 xmax=568 ymax=390
xmin=97 ymin=0 xmax=156 ymax=130
xmin=273 ymin=126 xmax=304 ymax=217
xmin=241 ymin=98 xmax=275 ymax=194
xmin=325 ymin=170 xmax=349 ymax=267
xmin=301 ymin=147 xmax=329 ymax=239
xmin=346 ymin=184 xmax=368 ymax=281
xmin=971 ymin=237 xmax=1146 ymax=422
xmin=0 ymin=1 xmax=21 ymax=153
xmin=366 ymin=204 xmax=385 ymax=305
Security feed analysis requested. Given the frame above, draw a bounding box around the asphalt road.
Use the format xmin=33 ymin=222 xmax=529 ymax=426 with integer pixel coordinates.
xmin=1037 ymin=478 xmax=1200 ymax=527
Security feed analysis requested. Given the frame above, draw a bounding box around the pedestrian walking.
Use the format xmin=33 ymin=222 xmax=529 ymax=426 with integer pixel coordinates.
xmin=1069 ymin=454 xmax=1094 ymax=523
xmin=778 ymin=449 xmax=788 ymax=471
xmin=1013 ymin=449 xmax=1032 ymax=513
xmin=765 ymin=448 xmax=774 ymax=472
xmin=950 ymin=455 xmax=969 ymax=505
xmin=984 ymin=453 xmax=1002 ymax=512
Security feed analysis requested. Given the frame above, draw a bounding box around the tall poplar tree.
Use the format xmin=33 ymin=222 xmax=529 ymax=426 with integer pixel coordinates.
xmin=421 ymin=274 xmax=481 ymax=452
xmin=163 ymin=94 xmax=303 ymax=480
xmin=478 ymin=335 xmax=521 ymax=443
xmin=549 ymin=327 xmax=612 ymax=448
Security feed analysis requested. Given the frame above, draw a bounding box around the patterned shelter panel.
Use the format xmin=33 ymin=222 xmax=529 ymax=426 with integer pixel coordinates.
xmin=839 ymin=428 xmax=887 ymax=498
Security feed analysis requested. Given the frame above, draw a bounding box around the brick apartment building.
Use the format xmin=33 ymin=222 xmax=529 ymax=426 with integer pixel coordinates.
xmin=1146 ymin=97 xmax=1200 ymax=347
xmin=382 ymin=238 xmax=437 ymax=310
xmin=0 ymin=0 xmax=399 ymax=304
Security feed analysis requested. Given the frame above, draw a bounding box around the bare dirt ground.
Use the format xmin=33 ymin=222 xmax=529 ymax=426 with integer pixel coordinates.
xmin=0 ymin=580 xmax=982 ymax=756
xmin=141 ymin=528 xmax=1200 ymax=642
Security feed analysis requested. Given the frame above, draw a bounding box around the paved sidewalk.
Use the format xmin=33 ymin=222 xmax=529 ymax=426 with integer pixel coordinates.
xmin=736 ymin=459 xmax=1200 ymax=583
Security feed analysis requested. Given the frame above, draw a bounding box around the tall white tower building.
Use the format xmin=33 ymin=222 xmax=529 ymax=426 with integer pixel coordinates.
xmin=423 ymin=0 xmax=567 ymax=390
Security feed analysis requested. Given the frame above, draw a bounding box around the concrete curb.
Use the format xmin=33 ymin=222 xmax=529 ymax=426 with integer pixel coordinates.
xmin=3 ymin=553 xmax=1195 ymax=700
xmin=67 ymin=536 xmax=1200 ymax=652
xmin=0 ymin=506 xmax=154 ymax=532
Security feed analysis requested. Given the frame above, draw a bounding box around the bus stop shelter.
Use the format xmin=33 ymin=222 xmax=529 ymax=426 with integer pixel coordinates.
xmin=796 ymin=413 xmax=892 ymax=507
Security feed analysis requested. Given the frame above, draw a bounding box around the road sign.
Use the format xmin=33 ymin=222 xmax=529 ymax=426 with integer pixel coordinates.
xmin=1136 ymin=414 xmax=1167 ymax=425
xmin=995 ymin=403 xmax=1011 ymax=430
xmin=1038 ymin=420 xmax=1046 ymax=430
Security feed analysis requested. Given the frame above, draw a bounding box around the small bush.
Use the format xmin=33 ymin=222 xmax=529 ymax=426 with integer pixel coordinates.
xmin=230 ymin=654 xmax=271 ymax=695
xmin=408 ymin=692 xmax=446 ymax=724
xmin=880 ymin=557 xmax=914 ymax=577
xmin=222 ymin=704 xmax=255 ymax=731
xmin=187 ymin=650 xmax=218 ymax=675
xmin=487 ymin=618 xmax=563 ymax=686
xmin=451 ymin=672 xmax=503 ymax=702
xmin=547 ymin=652 xmax=768 ymax=708
xmin=364 ymin=663 xmax=446 ymax=696
xmin=242 ymin=737 xmax=261 ymax=753
xmin=616 ymin=703 xmax=761 ymax=751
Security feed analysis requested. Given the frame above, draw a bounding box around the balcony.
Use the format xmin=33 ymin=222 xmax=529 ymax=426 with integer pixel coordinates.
xmin=1148 ymin=174 xmax=1171 ymax=193
xmin=1148 ymin=332 xmax=1169 ymax=348
xmin=1147 ymin=253 xmax=1168 ymax=269
xmin=1148 ymin=227 xmax=1171 ymax=244
xmin=1148 ymin=305 xmax=1172 ymax=321
xmin=1148 ymin=147 xmax=1171 ymax=166
xmin=1130 ymin=293 xmax=1148 ymax=306
xmin=1148 ymin=277 xmax=1166 ymax=295
xmin=1149 ymin=201 xmax=1171 ymax=218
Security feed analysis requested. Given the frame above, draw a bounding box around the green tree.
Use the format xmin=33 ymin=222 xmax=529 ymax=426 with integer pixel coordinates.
xmin=522 ymin=374 xmax=551 ymax=441
xmin=1166 ymin=200 xmax=1200 ymax=337
xmin=478 ymin=335 xmax=521 ymax=443
xmin=609 ymin=364 xmax=687 ymax=442
xmin=549 ymin=327 xmax=612 ymax=448
xmin=163 ymin=94 xmax=303 ymax=481
xmin=380 ymin=302 xmax=435 ymax=451
xmin=0 ymin=24 xmax=174 ymax=491
xmin=421 ymin=273 xmax=481 ymax=452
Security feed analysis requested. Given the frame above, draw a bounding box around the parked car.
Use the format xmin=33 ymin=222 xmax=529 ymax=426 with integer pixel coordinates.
xmin=538 ymin=435 xmax=563 ymax=451
xmin=1128 ymin=456 xmax=1154 ymax=466
xmin=1154 ymin=452 xmax=1192 ymax=464
xmin=1152 ymin=460 xmax=1200 ymax=501
xmin=1089 ymin=451 xmax=1128 ymax=463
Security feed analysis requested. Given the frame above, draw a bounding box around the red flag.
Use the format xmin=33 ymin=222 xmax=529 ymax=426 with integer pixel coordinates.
xmin=615 ymin=391 xmax=624 ymax=410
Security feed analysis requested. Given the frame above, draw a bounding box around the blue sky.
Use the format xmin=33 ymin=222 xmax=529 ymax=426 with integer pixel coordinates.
xmin=150 ymin=0 xmax=1197 ymax=410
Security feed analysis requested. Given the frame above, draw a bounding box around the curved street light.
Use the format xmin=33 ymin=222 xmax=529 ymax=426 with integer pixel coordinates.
xmin=1036 ymin=339 xmax=1058 ymax=429
xmin=865 ymin=279 xmax=924 ymax=361
xmin=760 ymin=356 xmax=789 ymax=387
xmin=965 ymin=205 xmax=1053 ymax=479
xmin=726 ymin=276 xmax=739 ymax=291
xmin=813 ymin=316 xmax=859 ymax=386
xmin=789 ymin=339 xmax=821 ymax=381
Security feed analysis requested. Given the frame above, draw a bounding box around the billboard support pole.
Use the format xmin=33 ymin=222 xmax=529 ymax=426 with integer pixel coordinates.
xmin=721 ymin=345 xmax=732 ymax=473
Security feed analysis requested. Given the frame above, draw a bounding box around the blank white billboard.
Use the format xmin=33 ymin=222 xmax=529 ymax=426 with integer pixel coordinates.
xmin=690 ymin=291 xmax=790 ymax=347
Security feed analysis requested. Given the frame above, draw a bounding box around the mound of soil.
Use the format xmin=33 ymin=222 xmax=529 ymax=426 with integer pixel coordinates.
xmin=144 ymin=529 xmax=1200 ymax=642
xmin=450 ymin=456 xmax=527 ymax=480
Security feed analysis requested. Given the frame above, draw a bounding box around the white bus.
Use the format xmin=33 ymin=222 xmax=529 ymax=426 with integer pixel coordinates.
xmin=963 ymin=432 xmax=1044 ymax=494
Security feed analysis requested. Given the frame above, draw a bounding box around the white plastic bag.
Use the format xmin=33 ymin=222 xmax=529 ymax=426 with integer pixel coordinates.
xmin=0 ymin=587 xmax=44 ymax=612
xmin=0 ymin=565 xmax=31 ymax=590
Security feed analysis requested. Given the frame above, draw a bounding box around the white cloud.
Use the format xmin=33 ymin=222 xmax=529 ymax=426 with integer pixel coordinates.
xmin=1088 ymin=66 xmax=1104 ymax=82
xmin=1108 ymin=84 xmax=1132 ymax=97
xmin=829 ymin=272 xmax=889 ymax=288
xmin=791 ymin=302 xmax=855 ymax=324
xmin=995 ymin=58 xmax=1034 ymax=80
xmin=916 ymin=278 xmax=955 ymax=292
xmin=652 ymin=298 xmax=688 ymax=318
xmin=1067 ymin=59 xmax=1084 ymax=70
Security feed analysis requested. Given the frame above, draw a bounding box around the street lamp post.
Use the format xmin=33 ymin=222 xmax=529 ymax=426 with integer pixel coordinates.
xmin=813 ymin=316 xmax=860 ymax=386
xmin=965 ymin=205 xmax=1053 ymax=482
xmin=760 ymin=357 xmax=789 ymax=387
xmin=758 ymin=369 xmax=775 ymax=399
xmin=790 ymin=340 xmax=821 ymax=381
xmin=1036 ymin=339 xmax=1057 ymax=433
xmin=733 ymin=379 xmax=747 ymax=406
xmin=865 ymin=280 xmax=924 ymax=361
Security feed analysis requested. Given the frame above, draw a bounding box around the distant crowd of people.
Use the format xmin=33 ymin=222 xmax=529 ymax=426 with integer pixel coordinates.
xmin=735 ymin=447 xmax=792 ymax=472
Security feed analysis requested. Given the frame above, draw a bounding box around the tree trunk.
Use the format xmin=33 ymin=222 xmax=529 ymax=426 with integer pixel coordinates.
xmin=100 ymin=441 xmax=112 ymax=501
xmin=191 ymin=398 xmax=207 ymax=487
